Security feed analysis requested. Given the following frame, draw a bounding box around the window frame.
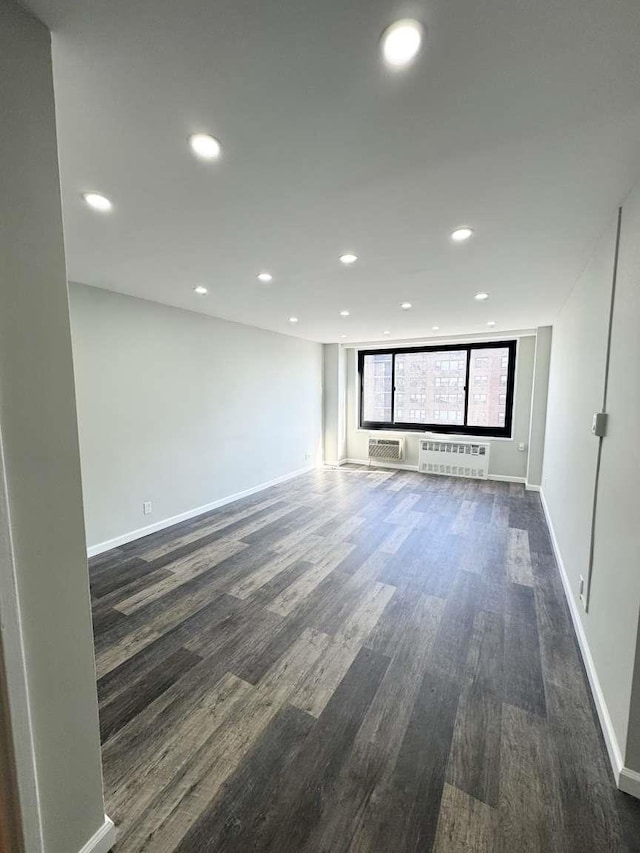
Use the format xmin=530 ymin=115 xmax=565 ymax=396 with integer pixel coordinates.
xmin=358 ymin=339 xmax=517 ymax=438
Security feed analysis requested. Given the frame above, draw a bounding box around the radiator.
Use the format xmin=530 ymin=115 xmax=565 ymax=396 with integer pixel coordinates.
xmin=418 ymin=438 xmax=490 ymax=480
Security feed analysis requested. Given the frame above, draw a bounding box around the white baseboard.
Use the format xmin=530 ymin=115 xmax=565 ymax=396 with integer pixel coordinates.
xmin=619 ymin=767 xmax=640 ymax=799
xmin=539 ymin=489 xmax=635 ymax=796
xmin=86 ymin=465 xmax=317 ymax=557
xmin=487 ymin=474 xmax=526 ymax=484
xmin=344 ymin=457 xmax=419 ymax=472
xmin=79 ymin=816 xmax=116 ymax=853
xmin=525 ymin=482 xmax=541 ymax=492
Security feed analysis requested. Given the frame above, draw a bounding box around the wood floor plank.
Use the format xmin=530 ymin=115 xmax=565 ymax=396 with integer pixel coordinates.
xmin=506 ymin=528 xmax=534 ymax=586
xmin=447 ymin=610 xmax=503 ymax=807
xmin=97 ymin=594 xmax=239 ymax=705
xmin=383 ymin=492 xmax=423 ymax=524
xmin=290 ymin=581 xmax=395 ymax=717
xmin=227 ymin=539 xmax=323 ymax=600
xmin=115 ymin=538 xmax=248 ymax=614
xmin=95 ymin=583 xmax=226 ymax=677
xmin=267 ymin=541 xmax=354 ymax=616
xmin=429 ymin=571 xmax=481 ymax=679
xmin=348 ymin=667 xmax=460 ymax=853
xmin=535 ymin=558 xmax=626 ymax=851
xmin=458 ymin=521 xmax=507 ymax=576
xmin=90 ymin=556 xmax=153 ymax=599
xmin=508 ymin=497 xmax=554 ymax=555
xmin=498 ymin=703 xmax=564 ymax=853
xmin=92 ymin=606 xmax=130 ymax=637
xmin=450 ymin=499 xmax=478 ymax=535
xmin=433 ymin=783 xmax=499 ymax=853
xmin=90 ymin=468 xmax=639 ymax=853
xmin=106 ymin=671 xmax=255 ymax=831
xmin=239 ymin=646 xmax=391 ymax=853
xmin=122 ymin=629 xmax=333 ymax=852
xmin=268 ymin=509 xmax=339 ymax=553
xmin=304 ymin=593 xmax=445 ymax=852
xmin=174 ymin=704 xmax=315 ymax=853
xmin=96 ymin=545 xmax=286 ymax=676
xmin=133 ymin=496 xmax=286 ymax=561
xmin=503 ymin=582 xmax=547 ymax=716
xmin=92 ymin=566 xmax=175 ymax=616
xmin=311 ymin=551 xmax=389 ymax=636
xmin=364 ymin=580 xmax=421 ymax=658
xmin=233 ymin=573 xmax=349 ymax=686
xmin=379 ymin=523 xmax=416 ymax=554
xmin=99 ymin=646 xmax=201 ymax=743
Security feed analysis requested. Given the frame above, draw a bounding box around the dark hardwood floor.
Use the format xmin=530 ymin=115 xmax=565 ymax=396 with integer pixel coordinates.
xmin=90 ymin=466 xmax=640 ymax=852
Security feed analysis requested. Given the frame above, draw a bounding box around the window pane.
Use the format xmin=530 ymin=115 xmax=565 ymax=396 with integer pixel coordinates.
xmin=362 ymin=353 xmax=392 ymax=422
xmin=394 ymin=350 xmax=466 ymax=425
xmin=467 ymin=347 xmax=510 ymax=427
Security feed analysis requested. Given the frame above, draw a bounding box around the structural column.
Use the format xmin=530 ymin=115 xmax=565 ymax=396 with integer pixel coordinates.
xmin=323 ymin=344 xmax=347 ymax=465
xmin=0 ymin=2 xmax=113 ymax=850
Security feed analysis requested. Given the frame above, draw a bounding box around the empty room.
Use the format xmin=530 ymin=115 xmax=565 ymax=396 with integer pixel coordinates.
xmin=2 ymin=1 xmax=640 ymax=852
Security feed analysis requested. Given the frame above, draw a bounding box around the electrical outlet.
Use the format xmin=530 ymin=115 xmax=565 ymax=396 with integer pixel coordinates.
xmin=304 ymin=452 xmax=311 ymax=461
xmin=143 ymin=501 xmax=152 ymax=515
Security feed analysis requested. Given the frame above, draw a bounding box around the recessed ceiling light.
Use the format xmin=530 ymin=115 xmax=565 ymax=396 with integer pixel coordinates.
xmin=257 ymin=272 xmax=273 ymax=283
xmin=194 ymin=285 xmax=208 ymax=295
xmin=189 ymin=133 xmax=221 ymax=160
xmin=432 ymin=326 xmax=440 ymax=331
xmin=288 ymin=316 xmax=299 ymax=323
xmin=487 ymin=320 xmax=496 ymax=327
xmin=340 ymin=310 xmax=350 ymax=317
xmin=83 ymin=192 xmax=112 ymax=212
xmin=383 ymin=330 xmax=391 ymax=335
xmin=340 ymin=334 xmax=347 ymax=339
xmin=401 ymin=302 xmax=412 ymax=310
xmin=339 ymin=253 xmax=358 ymax=265
xmin=451 ymin=227 xmax=474 ymax=242
xmin=381 ymin=19 xmax=424 ymax=68
xmin=475 ymin=292 xmax=489 ymax=301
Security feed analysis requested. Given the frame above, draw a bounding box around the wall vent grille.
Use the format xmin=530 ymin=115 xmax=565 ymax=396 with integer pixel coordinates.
xmin=368 ymin=436 xmax=404 ymax=461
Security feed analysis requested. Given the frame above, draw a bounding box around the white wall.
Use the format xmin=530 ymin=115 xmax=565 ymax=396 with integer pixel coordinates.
xmin=543 ymin=185 xmax=640 ymax=785
xmin=69 ymin=283 xmax=323 ymax=550
xmin=0 ymin=4 xmax=110 ymax=851
xmin=344 ymin=336 xmax=536 ymax=480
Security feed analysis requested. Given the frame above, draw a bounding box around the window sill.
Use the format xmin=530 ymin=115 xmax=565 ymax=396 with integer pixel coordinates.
xmin=354 ymin=428 xmax=514 ymax=442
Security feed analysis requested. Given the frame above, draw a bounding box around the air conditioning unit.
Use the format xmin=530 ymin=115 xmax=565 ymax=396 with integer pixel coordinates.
xmin=368 ymin=435 xmax=404 ymax=461
xmin=418 ymin=438 xmax=490 ymax=480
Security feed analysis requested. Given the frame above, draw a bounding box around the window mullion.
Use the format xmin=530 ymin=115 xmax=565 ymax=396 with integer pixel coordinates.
xmin=463 ymin=347 xmax=471 ymax=426
xmin=391 ymin=350 xmax=396 ymax=425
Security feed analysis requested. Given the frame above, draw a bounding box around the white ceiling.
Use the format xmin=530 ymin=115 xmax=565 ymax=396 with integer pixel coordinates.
xmin=27 ymin=0 xmax=640 ymax=343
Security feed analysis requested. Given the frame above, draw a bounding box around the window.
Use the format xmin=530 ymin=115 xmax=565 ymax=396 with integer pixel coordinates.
xmin=361 ymin=353 xmax=392 ymax=423
xmin=359 ymin=340 xmax=516 ymax=437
